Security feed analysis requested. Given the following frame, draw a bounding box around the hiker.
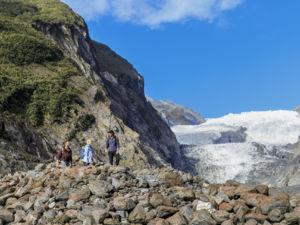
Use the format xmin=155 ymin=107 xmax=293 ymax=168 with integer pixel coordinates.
xmin=82 ymin=139 xmax=93 ymax=166
xmin=56 ymin=141 xmax=72 ymax=168
xmin=105 ymin=130 xmax=120 ymax=166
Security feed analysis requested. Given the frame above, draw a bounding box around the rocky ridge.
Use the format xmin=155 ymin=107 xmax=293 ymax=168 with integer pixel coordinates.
xmin=146 ymin=98 xmax=205 ymax=127
xmin=0 ymin=159 xmax=299 ymax=225
xmin=293 ymin=106 xmax=300 ymax=114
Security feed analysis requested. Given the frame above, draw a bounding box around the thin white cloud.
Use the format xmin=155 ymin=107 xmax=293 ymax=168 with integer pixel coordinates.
xmin=62 ymin=0 xmax=243 ymax=28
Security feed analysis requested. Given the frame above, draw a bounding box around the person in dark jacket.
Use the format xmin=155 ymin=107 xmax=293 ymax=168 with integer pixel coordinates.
xmin=56 ymin=141 xmax=72 ymax=168
xmin=105 ymin=130 xmax=120 ymax=166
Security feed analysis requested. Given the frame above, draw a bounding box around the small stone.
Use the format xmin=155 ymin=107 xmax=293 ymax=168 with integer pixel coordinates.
xmin=5 ymin=197 xmax=18 ymax=206
xmin=289 ymin=194 xmax=300 ymax=208
xmin=259 ymin=196 xmax=290 ymax=215
xmin=150 ymin=194 xmax=172 ymax=207
xmin=69 ymin=186 xmax=90 ymax=202
xmin=191 ymin=210 xmax=217 ymax=225
xmin=263 ymin=220 xmax=272 ymax=225
xmin=23 ymin=201 xmax=34 ymax=211
xmin=113 ymin=197 xmax=136 ymax=211
xmin=212 ymin=210 xmax=230 ymax=223
xmin=146 ymin=209 xmax=157 ymax=222
xmin=67 ymin=199 xmax=75 ymax=208
xmin=148 ymin=218 xmax=170 ymax=225
xmin=83 ymin=216 xmax=94 ymax=225
xmin=103 ymin=218 xmax=120 ymax=225
xmin=219 ymin=202 xmax=233 ymax=211
xmin=268 ymin=188 xmax=289 ymax=199
xmin=48 ymin=202 xmax=56 ymax=209
xmin=55 ymin=191 xmax=69 ymax=201
xmin=195 ymin=200 xmax=215 ymax=213
xmin=285 ymin=211 xmax=300 ymax=225
xmin=166 ymin=212 xmax=187 ymax=225
xmin=93 ymin=198 xmax=106 ymax=209
xmin=241 ymin=193 xmax=268 ymax=208
xmin=88 ymin=180 xmax=113 ymax=197
xmin=245 ymin=212 xmax=267 ymax=223
xmin=92 ymin=209 xmax=109 ymax=223
xmin=174 ymin=186 xmax=195 ymax=201
xmin=268 ymin=208 xmax=284 ymax=222
xmin=245 ymin=219 xmax=258 ymax=225
xmin=0 ymin=209 xmax=14 ymax=223
xmin=157 ymin=206 xmax=178 ymax=218
xmin=158 ymin=170 xmax=183 ymax=186
xmin=179 ymin=205 xmax=194 ymax=222
xmin=255 ymin=185 xmax=269 ymax=195
xmin=234 ymin=184 xmax=256 ymax=196
xmin=65 ymin=209 xmax=77 ymax=219
xmin=221 ymin=219 xmax=234 ymax=225
xmin=236 ymin=207 xmax=247 ymax=223
xmin=14 ymin=210 xmax=26 ymax=223
xmin=128 ymin=205 xmax=146 ymax=223
xmin=35 ymin=163 xmax=46 ymax=171
xmin=38 ymin=195 xmax=50 ymax=204
xmin=112 ymin=178 xmax=125 ymax=190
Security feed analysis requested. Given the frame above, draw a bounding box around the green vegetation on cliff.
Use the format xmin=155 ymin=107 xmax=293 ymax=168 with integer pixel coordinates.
xmin=0 ymin=0 xmax=86 ymax=126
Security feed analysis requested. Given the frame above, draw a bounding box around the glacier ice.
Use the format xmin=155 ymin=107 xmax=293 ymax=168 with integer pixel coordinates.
xmin=173 ymin=110 xmax=300 ymax=184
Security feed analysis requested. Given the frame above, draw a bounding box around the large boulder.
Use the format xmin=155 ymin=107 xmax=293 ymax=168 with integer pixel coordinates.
xmin=211 ymin=210 xmax=230 ymax=223
xmin=259 ymin=196 xmax=290 ymax=215
xmin=128 ymin=205 xmax=147 ymax=224
xmin=157 ymin=206 xmax=179 ymax=218
xmin=113 ymin=197 xmax=136 ymax=211
xmin=88 ymin=180 xmax=113 ymax=197
xmin=158 ymin=169 xmax=183 ymax=186
xmin=166 ymin=212 xmax=187 ymax=225
xmin=68 ymin=186 xmax=90 ymax=202
xmin=150 ymin=194 xmax=172 ymax=208
xmin=174 ymin=186 xmax=195 ymax=201
xmin=191 ymin=210 xmax=217 ymax=225
xmin=0 ymin=209 xmax=14 ymax=223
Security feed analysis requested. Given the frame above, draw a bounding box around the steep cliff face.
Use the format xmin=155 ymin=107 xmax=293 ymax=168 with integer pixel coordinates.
xmin=0 ymin=0 xmax=183 ymax=173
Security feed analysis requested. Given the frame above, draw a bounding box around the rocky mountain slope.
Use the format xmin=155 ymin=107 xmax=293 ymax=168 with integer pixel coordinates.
xmin=294 ymin=106 xmax=300 ymax=114
xmin=0 ymin=0 xmax=183 ymax=174
xmin=0 ymin=160 xmax=299 ymax=225
xmin=147 ymin=97 xmax=205 ymax=127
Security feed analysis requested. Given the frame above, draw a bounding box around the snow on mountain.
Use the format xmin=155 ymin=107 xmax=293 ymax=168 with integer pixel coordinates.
xmin=147 ymin=97 xmax=205 ymax=127
xmin=173 ymin=110 xmax=300 ymax=146
xmin=174 ymin=110 xmax=300 ymax=185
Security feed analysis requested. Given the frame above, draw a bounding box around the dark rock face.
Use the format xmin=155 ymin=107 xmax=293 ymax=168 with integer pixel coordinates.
xmin=0 ymin=0 xmax=183 ymax=172
xmin=294 ymin=105 xmax=300 ymax=114
xmin=147 ymin=97 xmax=205 ymax=127
xmin=213 ymin=127 xmax=247 ymax=144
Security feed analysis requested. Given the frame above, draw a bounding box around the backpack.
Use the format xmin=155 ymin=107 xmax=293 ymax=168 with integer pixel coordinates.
xmin=107 ymin=136 xmax=119 ymax=147
xmin=80 ymin=148 xmax=85 ymax=159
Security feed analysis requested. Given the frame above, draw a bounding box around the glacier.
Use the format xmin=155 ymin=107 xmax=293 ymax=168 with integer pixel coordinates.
xmin=172 ymin=110 xmax=300 ymax=185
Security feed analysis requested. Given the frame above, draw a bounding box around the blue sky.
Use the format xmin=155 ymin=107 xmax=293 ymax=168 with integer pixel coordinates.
xmin=62 ymin=0 xmax=300 ymax=118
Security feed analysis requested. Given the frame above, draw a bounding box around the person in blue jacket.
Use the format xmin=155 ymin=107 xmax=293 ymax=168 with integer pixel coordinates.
xmin=83 ymin=139 xmax=93 ymax=166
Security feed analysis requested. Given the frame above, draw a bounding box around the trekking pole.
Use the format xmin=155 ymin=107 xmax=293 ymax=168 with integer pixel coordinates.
xmin=109 ymin=111 xmax=112 ymax=130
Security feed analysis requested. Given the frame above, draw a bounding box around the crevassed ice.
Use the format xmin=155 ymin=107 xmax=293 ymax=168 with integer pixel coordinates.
xmin=184 ymin=143 xmax=260 ymax=183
